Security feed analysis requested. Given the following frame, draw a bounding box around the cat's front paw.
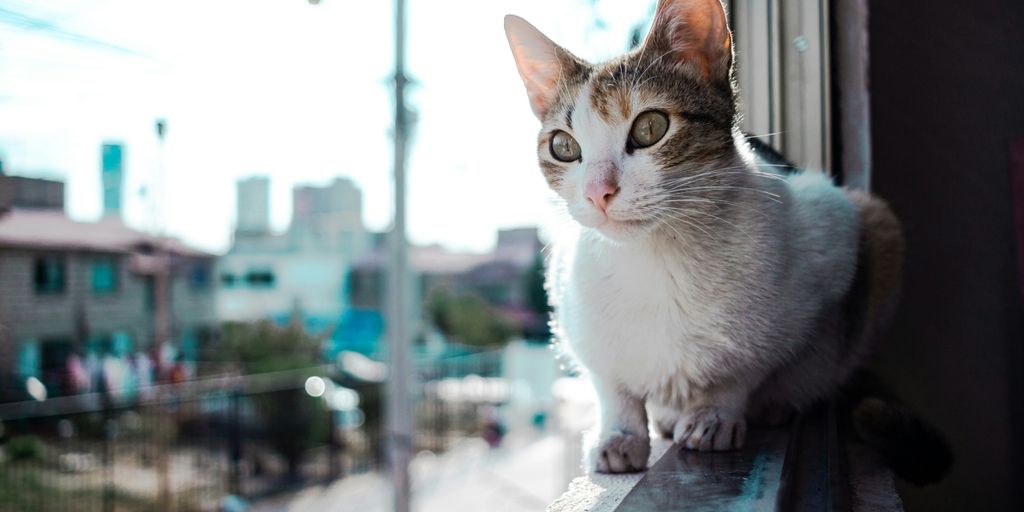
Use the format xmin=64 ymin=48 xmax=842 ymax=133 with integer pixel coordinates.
xmin=589 ymin=431 xmax=650 ymax=473
xmin=674 ymin=407 xmax=747 ymax=452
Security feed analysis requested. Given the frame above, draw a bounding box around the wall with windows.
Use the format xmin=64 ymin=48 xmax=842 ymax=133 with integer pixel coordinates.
xmin=0 ymin=248 xmax=217 ymax=399
xmin=216 ymin=253 xmax=350 ymax=325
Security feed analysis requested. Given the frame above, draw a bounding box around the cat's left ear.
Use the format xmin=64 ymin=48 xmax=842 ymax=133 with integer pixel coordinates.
xmin=642 ymin=0 xmax=733 ymax=86
xmin=504 ymin=15 xmax=585 ymax=121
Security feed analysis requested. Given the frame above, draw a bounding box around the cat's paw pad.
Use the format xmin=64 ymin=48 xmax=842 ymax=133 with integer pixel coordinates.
xmin=673 ymin=408 xmax=747 ymax=452
xmin=591 ymin=431 xmax=650 ymax=473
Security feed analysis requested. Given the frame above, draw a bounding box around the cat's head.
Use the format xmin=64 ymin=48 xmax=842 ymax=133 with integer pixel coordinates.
xmin=505 ymin=0 xmax=738 ymax=242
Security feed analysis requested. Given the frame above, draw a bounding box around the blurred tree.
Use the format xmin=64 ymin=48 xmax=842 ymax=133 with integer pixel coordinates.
xmin=425 ymin=288 xmax=515 ymax=348
xmin=220 ymin=320 xmax=328 ymax=480
xmin=6 ymin=435 xmax=44 ymax=462
xmin=524 ymin=253 xmax=552 ymax=340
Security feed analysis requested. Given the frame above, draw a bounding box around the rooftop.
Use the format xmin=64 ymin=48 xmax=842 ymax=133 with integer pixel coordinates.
xmin=0 ymin=209 xmax=211 ymax=257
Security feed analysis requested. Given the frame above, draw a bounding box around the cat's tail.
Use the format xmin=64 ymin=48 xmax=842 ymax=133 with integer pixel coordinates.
xmin=839 ymin=194 xmax=951 ymax=485
xmin=840 ymin=370 xmax=954 ymax=486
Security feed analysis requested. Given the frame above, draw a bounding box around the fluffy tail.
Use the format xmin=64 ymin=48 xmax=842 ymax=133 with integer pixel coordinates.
xmin=839 ymin=191 xmax=951 ymax=485
xmin=840 ymin=371 xmax=954 ymax=486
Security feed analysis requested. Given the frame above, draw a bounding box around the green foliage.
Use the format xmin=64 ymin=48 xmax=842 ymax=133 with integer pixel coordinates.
xmin=218 ymin=320 xmax=328 ymax=478
xmin=426 ymin=287 xmax=516 ymax=347
xmin=0 ymin=465 xmax=180 ymax=512
xmin=220 ymin=320 xmax=322 ymax=374
xmin=6 ymin=435 xmax=43 ymax=463
xmin=525 ymin=253 xmax=549 ymax=317
xmin=522 ymin=253 xmax=552 ymax=340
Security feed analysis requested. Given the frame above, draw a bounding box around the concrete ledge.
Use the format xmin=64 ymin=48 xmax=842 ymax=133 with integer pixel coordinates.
xmin=546 ymin=438 xmax=673 ymax=512
xmin=547 ymin=405 xmax=903 ymax=511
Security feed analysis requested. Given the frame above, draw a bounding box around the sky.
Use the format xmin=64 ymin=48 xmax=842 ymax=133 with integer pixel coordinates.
xmin=0 ymin=0 xmax=653 ymax=254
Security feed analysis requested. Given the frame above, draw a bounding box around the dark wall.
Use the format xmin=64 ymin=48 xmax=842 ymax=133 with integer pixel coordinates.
xmin=868 ymin=1 xmax=1024 ymax=510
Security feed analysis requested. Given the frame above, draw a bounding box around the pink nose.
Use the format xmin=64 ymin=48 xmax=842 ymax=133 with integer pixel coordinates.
xmin=585 ymin=179 xmax=619 ymax=213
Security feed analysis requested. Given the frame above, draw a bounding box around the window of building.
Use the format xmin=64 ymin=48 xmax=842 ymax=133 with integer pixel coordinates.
xmin=245 ymin=269 xmax=276 ymax=288
xmin=220 ymin=272 xmax=236 ymax=287
xmin=86 ymin=334 xmax=113 ymax=357
xmin=190 ymin=262 xmax=211 ymax=291
xmin=91 ymin=255 xmax=119 ymax=294
xmin=144 ymin=276 xmax=155 ymax=311
xmin=33 ymin=255 xmax=66 ymax=294
xmin=39 ymin=337 xmax=72 ymax=396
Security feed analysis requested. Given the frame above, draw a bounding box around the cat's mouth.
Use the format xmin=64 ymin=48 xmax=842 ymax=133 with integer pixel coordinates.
xmin=595 ymin=215 xmax=657 ymax=241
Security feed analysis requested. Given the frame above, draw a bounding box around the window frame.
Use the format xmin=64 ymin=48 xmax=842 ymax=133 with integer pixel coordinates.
xmin=731 ymin=0 xmax=872 ymax=189
xmin=189 ymin=261 xmax=212 ymax=291
xmin=33 ymin=253 xmax=67 ymax=296
xmin=90 ymin=254 xmax=120 ymax=295
xmin=244 ymin=268 xmax=276 ymax=289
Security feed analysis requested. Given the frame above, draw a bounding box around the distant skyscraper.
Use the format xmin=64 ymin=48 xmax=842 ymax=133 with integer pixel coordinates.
xmin=291 ymin=177 xmax=366 ymax=255
xmin=219 ymin=176 xmax=370 ymax=329
xmin=236 ymin=176 xmax=270 ymax=235
xmin=101 ymin=143 xmax=124 ymax=218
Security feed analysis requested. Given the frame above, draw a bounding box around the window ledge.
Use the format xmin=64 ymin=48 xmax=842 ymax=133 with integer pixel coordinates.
xmin=548 ymin=405 xmax=902 ymax=512
xmin=547 ymin=438 xmax=674 ymax=512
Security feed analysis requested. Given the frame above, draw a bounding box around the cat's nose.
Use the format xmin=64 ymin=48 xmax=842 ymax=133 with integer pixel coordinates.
xmin=585 ymin=178 xmax=619 ymax=213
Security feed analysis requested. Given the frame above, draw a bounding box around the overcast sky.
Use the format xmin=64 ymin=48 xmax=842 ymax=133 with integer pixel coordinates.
xmin=0 ymin=0 xmax=651 ymax=254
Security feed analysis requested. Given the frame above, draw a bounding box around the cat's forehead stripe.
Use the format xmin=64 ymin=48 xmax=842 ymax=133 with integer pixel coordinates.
xmin=586 ymin=62 xmax=640 ymax=124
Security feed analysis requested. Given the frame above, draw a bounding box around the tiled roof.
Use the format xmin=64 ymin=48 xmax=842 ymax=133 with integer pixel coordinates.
xmin=353 ymin=243 xmax=490 ymax=274
xmin=0 ymin=209 xmax=211 ymax=257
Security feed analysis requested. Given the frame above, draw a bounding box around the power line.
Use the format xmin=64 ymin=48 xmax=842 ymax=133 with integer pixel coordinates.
xmin=0 ymin=6 xmax=153 ymax=60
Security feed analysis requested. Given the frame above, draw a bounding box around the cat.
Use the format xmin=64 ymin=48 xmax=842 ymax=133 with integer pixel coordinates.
xmin=503 ymin=0 xmax=915 ymax=475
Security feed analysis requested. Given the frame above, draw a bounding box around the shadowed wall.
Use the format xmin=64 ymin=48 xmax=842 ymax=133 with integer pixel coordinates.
xmin=867 ymin=0 xmax=1024 ymax=509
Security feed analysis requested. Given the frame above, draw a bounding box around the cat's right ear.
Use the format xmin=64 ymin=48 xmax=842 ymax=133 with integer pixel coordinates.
xmin=642 ymin=0 xmax=733 ymax=86
xmin=504 ymin=15 xmax=579 ymax=121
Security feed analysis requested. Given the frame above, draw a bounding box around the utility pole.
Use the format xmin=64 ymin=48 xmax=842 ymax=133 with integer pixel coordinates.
xmin=153 ymin=118 xmax=173 ymax=512
xmin=305 ymin=1 xmax=413 ymax=509
xmin=386 ymin=0 xmax=413 ymax=510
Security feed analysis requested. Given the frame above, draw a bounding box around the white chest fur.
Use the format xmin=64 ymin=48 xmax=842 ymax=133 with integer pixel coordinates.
xmin=551 ymin=230 xmax=731 ymax=401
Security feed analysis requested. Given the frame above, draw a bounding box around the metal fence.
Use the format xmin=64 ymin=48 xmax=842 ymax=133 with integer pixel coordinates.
xmin=0 ymin=350 xmax=506 ymax=512
xmin=0 ymin=370 xmax=378 ymax=512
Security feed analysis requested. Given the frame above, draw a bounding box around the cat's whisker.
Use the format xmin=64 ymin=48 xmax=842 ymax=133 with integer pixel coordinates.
xmin=657 ymin=206 xmax=758 ymax=244
xmin=631 ymin=48 xmax=673 ymax=91
xmin=659 ymin=182 xmax=782 ymax=200
xmin=659 ymin=169 xmax=789 ymax=192
xmin=660 ymin=167 xmax=789 ymax=188
xmin=673 ymin=185 xmax=782 ymax=197
xmin=652 ymin=215 xmax=692 ymax=242
xmin=628 ymin=25 xmax=653 ymax=90
xmin=745 ymin=131 xmax=785 ymax=140
xmin=660 ymin=181 xmax=782 ymax=200
xmin=651 ymin=210 xmax=718 ymax=241
xmin=635 ymin=204 xmax=720 ymax=241
xmin=658 ymin=197 xmax=773 ymax=219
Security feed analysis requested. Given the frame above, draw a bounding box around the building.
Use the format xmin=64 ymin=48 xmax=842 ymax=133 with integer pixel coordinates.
xmin=0 ymin=175 xmax=64 ymax=211
xmin=290 ymin=177 xmax=367 ymax=258
xmin=343 ymin=226 xmax=547 ymax=356
xmin=235 ymin=176 xmax=270 ymax=235
xmin=217 ymin=176 xmax=369 ymax=333
xmin=100 ymin=142 xmax=124 ymax=218
xmin=0 ymin=176 xmax=217 ymax=402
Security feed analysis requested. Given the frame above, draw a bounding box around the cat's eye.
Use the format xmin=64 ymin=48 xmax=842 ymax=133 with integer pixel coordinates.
xmin=550 ymin=130 xmax=582 ymax=162
xmin=628 ymin=110 xmax=670 ymax=149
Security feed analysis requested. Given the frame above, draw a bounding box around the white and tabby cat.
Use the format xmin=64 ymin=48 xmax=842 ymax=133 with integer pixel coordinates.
xmin=504 ymin=0 xmax=904 ymax=473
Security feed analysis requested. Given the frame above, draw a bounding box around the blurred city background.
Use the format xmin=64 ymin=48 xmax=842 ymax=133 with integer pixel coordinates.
xmin=0 ymin=0 xmax=657 ymax=510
